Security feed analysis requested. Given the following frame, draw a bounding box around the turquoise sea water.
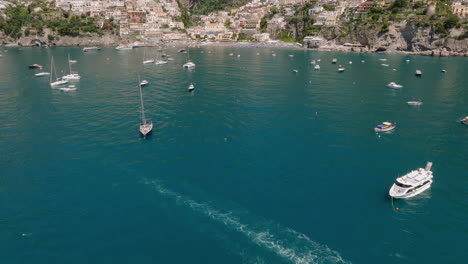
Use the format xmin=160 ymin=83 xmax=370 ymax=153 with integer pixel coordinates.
xmin=0 ymin=47 xmax=467 ymax=264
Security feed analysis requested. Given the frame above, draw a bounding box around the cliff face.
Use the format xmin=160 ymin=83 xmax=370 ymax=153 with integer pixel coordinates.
xmin=319 ymin=21 xmax=468 ymax=55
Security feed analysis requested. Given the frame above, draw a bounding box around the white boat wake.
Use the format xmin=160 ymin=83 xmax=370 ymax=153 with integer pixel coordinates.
xmin=143 ymin=179 xmax=350 ymax=264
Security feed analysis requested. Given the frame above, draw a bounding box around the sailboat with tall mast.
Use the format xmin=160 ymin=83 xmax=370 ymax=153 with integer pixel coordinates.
xmin=143 ymin=48 xmax=155 ymax=64
xmin=183 ymin=48 xmax=195 ymax=68
xmin=49 ymin=57 xmax=68 ymax=86
xmin=138 ymin=76 xmax=153 ymax=137
xmin=62 ymin=54 xmax=80 ymax=81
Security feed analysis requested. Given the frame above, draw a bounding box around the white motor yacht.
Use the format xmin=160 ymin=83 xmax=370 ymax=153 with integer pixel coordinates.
xmin=188 ymin=83 xmax=195 ymax=91
xmin=35 ymin=72 xmax=50 ymax=77
xmin=183 ymin=61 xmax=196 ymax=68
xmin=387 ymin=82 xmax=403 ymax=89
xmin=407 ymin=100 xmax=423 ymax=106
xmin=338 ymin=67 xmax=345 ymax=72
xmin=461 ymin=116 xmax=468 ymax=125
xmin=374 ymin=121 xmax=396 ymax=132
xmin=389 ymin=162 xmax=433 ymax=199
xmin=314 ymin=65 xmax=320 ymax=70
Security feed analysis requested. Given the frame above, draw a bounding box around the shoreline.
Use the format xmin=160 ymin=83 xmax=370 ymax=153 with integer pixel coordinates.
xmin=2 ymin=39 xmax=467 ymax=57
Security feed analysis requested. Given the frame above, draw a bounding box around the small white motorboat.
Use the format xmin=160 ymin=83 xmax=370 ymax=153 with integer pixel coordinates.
xmin=229 ymin=53 xmax=234 ymax=56
xmin=288 ymin=54 xmax=294 ymax=57
xmin=314 ymin=65 xmax=320 ymax=70
xmin=332 ymin=58 xmax=337 ymax=64
xmin=317 ymin=59 xmax=321 ymax=62
xmin=188 ymin=83 xmax=195 ymax=91
xmin=143 ymin=59 xmax=155 ymax=64
xmin=83 ymin=46 xmax=100 ymax=52
xmin=140 ymin=80 xmax=149 ymax=86
xmin=415 ymin=70 xmax=422 ymax=76
xmin=183 ymin=61 xmax=196 ymax=68
xmin=379 ymin=58 xmax=387 ymax=61
xmin=35 ymin=72 xmax=50 ymax=77
xmin=441 ymin=69 xmax=446 ymax=73
xmin=407 ymin=100 xmax=423 ymax=106
xmin=69 ymin=59 xmax=77 ymax=64
xmin=389 ymin=162 xmax=433 ymax=199
xmin=405 ymin=59 xmax=410 ymax=63
xmin=272 ymin=53 xmax=276 ymax=57
xmin=338 ymin=67 xmax=345 ymax=72
xmin=460 ymin=116 xmax=468 ymax=125
xmin=59 ymin=85 xmax=77 ymax=91
xmin=387 ymin=82 xmax=403 ymax=89
xmin=155 ymin=60 xmax=168 ymax=65
xmin=374 ymin=121 xmax=396 ymax=132
xmin=381 ymin=64 xmax=389 ymax=67
xmin=292 ymin=69 xmax=299 ymax=73
xmin=310 ymin=60 xmax=316 ymax=65
xmin=361 ymin=60 xmax=365 ymax=63
xmin=237 ymin=54 xmax=240 ymax=58
xmin=256 ymin=53 xmax=260 ymax=55
xmin=349 ymin=61 xmax=353 ymax=64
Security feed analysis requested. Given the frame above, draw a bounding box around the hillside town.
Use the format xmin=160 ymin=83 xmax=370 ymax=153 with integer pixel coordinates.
xmin=2 ymin=0 xmax=466 ymax=43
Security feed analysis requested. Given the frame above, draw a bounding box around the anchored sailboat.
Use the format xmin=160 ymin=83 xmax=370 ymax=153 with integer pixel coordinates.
xmin=62 ymin=54 xmax=80 ymax=81
xmin=143 ymin=48 xmax=155 ymax=64
xmin=138 ymin=76 xmax=153 ymax=137
xmin=49 ymin=57 xmax=68 ymax=87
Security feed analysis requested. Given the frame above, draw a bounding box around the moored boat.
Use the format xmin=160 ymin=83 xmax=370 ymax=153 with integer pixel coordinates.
xmin=59 ymin=85 xmax=77 ymax=91
xmin=407 ymin=100 xmax=423 ymax=106
xmin=387 ymin=82 xmax=403 ymax=89
xmin=292 ymin=69 xmax=299 ymax=73
xmin=28 ymin=64 xmax=42 ymax=69
xmin=314 ymin=65 xmax=320 ymax=70
xmin=83 ymin=46 xmax=101 ymax=52
xmin=183 ymin=61 xmax=195 ymax=68
xmin=331 ymin=58 xmax=337 ymax=64
xmin=374 ymin=121 xmax=396 ymax=132
xmin=35 ymin=72 xmax=50 ymax=77
xmin=140 ymin=80 xmax=149 ymax=86
xmin=338 ymin=67 xmax=345 ymax=72
xmin=188 ymin=83 xmax=195 ymax=91
xmin=461 ymin=116 xmax=468 ymax=125
xmin=415 ymin=70 xmax=422 ymax=76
xmin=138 ymin=77 xmax=152 ymax=137
xmin=389 ymin=162 xmax=433 ymax=199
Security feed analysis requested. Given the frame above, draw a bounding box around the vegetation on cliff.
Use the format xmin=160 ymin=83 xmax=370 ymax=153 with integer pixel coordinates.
xmin=0 ymin=1 xmax=118 ymax=41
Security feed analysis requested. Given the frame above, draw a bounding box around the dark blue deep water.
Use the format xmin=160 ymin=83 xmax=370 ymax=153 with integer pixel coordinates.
xmin=0 ymin=47 xmax=467 ymax=264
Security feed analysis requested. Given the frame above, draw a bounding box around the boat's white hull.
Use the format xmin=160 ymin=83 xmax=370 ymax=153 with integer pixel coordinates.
xmin=50 ymin=80 xmax=69 ymax=86
xmin=374 ymin=127 xmax=395 ymax=132
xmin=140 ymin=124 xmax=153 ymax=136
xmin=387 ymin=84 xmax=403 ymax=89
xmin=407 ymin=101 xmax=422 ymax=106
xmin=143 ymin=60 xmax=155 ymax=64
xmin=63 ymin=74 xmax=81 ymax=81
xmin=35 ymin=72 xmax=50 ymax=77
xmin=155 ymin=60 xmax=168 ymax=65
xmin=59 ymin=87 xmax=77 ymax=91
xmin=389 ymin=180 xmax=432 ymax=199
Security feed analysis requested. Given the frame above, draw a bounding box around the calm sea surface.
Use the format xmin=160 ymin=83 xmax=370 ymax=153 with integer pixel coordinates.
xmin=0 ymin=46 xmax=467 ymax=264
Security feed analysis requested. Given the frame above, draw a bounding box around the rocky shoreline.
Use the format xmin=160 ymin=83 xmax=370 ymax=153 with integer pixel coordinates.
xmin=2 ymin=34 xmax=467 ymax=57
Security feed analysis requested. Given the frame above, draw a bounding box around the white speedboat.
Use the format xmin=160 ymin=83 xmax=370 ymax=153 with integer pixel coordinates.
xmin=310 ymin=60 xmax=316 ymax=65
xmin=314 ymin=65 xmax=320 ymax=70
xmin=415 ymin=70 xmax=422 ymax=76
xmin=272 ymin=53 xmax=276 ymax=57
xmin=140 ymin=80 xmax=149 ymax=86
xmin=143 ymin=59 xmax=155 ymax=64
xmin=332 ymin=58 xmax=337 ymax=64
xmin=155 ymin=60 xmax=168 ymax=65
xmin=348 ymin=61 xmax=352 ymax=64
xmin=441 ymin=69 xmax=446 ymax=73
xmin=292 ymin=69 xmax=299 ymax=73
xmin=59 ymin=85 xmax=77 ymax=91
xmin=379 ymin=58 xmax=387 ymax=61
xmin=389 ymin=162 xmax=433 ymax=199
xmin=288 ymin=54 xmax=294 ymax=57
xmin=83 ymin=46 xmax=100 ymax=52
xmin=183 ymin=61 xmax=196 ymax=68
xmin=387 ymin=82 xmax=403 ymax=89
xmin=35 ymin=72 xmax=50 ymax=77
xmin=69 ymin=59 xmax=77 ymax=63
xmin=461 ymin=116 xmax=468 ymax=125
xmin=374 ymin=121 xmax=396 ymax=132
xmin=407 ymin=100 xmax=423 ymax=106
xmin=229 ymin=53 xmax=234 ymax=56
xmin=338 ymin=67 xmax=345 ymax=72
xmin=188 ymin=83 xmax=195 ymax=91
xmin=381 ymin=64 xmax=389 ymax=67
